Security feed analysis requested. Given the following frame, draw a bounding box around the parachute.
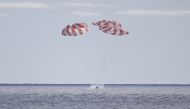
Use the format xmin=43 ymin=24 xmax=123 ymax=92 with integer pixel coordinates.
xmin=62 ymin=23 xmax=88 ymax=36
xmin=92 ymin=20 xmax=129 ymax=36
xmin=61 ymin=20 xmax=128 ymax=36
xmin=92 ymin=20 xmax=121 ymax=28
xmin=61 ymin=20 xmax=129 ymax=87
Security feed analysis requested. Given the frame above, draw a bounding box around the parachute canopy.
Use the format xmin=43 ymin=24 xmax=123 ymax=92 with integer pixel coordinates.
xmin=62 ymin=23 xmax=88 ymax=36
xmin=92 ymin=20 xmax=129 ymax=36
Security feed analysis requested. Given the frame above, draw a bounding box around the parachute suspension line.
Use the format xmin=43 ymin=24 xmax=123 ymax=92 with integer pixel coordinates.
xmin=75 ymin=47 xmax=93 ymax=76
xmin=89 ymin=31 xmax=101 ymax=85
xmin=96 ymin=45 xmax=114 ymax=85
xmin=97 ymin=46 xmax=105 ymax=85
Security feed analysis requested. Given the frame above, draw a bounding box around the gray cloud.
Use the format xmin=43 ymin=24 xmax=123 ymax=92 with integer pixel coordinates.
xmin=0 ymin=13 xmax=10 ymax=16
xmin=70 ymin=11 xmax=101 ymax=17
xmin=64 ymin=2 xmax=117 ymax=8
xmin=115 ymin=10 xmax=190 ymax=16
xmin=0 ymin=2 xmax=50 ymax=9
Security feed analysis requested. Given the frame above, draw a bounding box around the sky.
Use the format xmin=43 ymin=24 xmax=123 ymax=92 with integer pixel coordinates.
xmin=0 ymin=0 xmax=190 ymax=84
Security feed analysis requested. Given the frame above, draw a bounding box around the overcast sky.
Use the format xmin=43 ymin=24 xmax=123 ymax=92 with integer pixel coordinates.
xmin=0 ymin=0 xmax=190 ymax=84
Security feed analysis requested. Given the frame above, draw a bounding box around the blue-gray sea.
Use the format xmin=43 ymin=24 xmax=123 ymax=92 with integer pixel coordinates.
xmin=0 ymin=84 xmax=190 ymax=109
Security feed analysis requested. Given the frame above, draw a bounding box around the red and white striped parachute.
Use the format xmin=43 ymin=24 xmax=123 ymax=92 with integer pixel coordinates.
xmin=92 ymin=20 xmax=129 ymax=36
xmin=62 ymin=23 xmax=88 ymax=36
xmin=92 ymin=20 xmax=121 ymax=28
xmin=61 ymin=20 xmax=129 ymax=36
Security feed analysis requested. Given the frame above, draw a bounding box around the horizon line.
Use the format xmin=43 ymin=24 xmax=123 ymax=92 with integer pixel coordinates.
xmin=0 ymin=83 xmax=190 ymax=86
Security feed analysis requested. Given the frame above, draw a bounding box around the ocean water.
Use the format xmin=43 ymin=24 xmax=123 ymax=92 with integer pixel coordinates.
xmin=0 ymin=84 xmax=190 ymax=109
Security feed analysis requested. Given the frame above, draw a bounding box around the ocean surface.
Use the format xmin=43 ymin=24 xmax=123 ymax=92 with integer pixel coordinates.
xmin=0 ymin=84 xmax=190 ymax=109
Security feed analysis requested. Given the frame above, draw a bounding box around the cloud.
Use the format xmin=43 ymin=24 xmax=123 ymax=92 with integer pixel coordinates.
xmin=115 ymin=10 xmax=190 ymax=16
xmin=64 ymin=2 xmax=117 ymax=8
xmin=0 ymin=13 xmax=10 ymax=16
xmin=0 ymin=2 xmax=50 ymax=9
xmin=70 ymin=11 xmax=101 ymax=17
